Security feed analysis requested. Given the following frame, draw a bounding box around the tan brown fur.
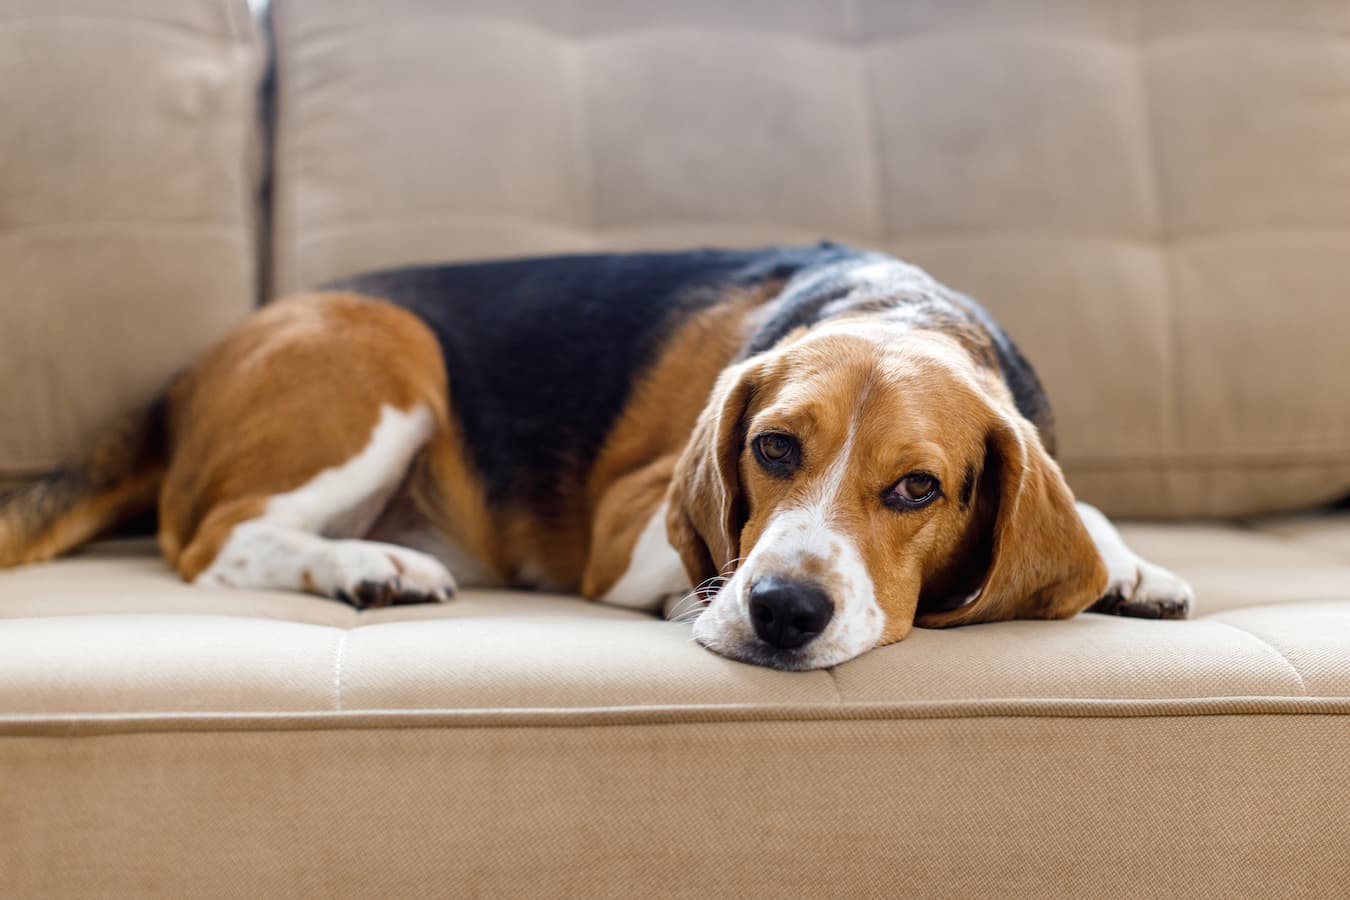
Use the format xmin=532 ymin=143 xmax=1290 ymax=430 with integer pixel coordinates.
xmin=405 ymin=429 xmax=503 ymax=584
xmin=569 ymin=283 xmax=781 ymax=598
xmin=0 ymin=402 xmax=166 ymax=568
xmin=159 ymin=292 xmax=453 ymax=581
xmin=666 ymin=356 xmax=765 ymax=590
xmin=0 ymin=468 xmax=162 ymax=567
xmin=666 ymin=320 xmax=1107 ymax=642
xmin=3 ymin=258 xmax=1100 ymax=652
xmin=579 ymin=456 xmax=676 ymax=598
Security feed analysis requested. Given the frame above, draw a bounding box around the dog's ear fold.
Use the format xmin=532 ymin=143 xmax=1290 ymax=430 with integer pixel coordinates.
xmin=917 ymin=416 xmax=1106 ymax=628
xmin=666 ymin=359 xmax=761 ymax=588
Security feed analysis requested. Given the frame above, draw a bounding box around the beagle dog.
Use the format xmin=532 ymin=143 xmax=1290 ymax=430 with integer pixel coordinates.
xmin=0 ymin=244 xmax=1193 ymax=670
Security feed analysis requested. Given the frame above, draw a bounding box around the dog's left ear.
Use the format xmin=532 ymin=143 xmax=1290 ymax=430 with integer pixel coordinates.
xmin=665 ymin=358 xmax=761 ymax=589
xmin=917 ymin=415 xmax=1107 ymax=628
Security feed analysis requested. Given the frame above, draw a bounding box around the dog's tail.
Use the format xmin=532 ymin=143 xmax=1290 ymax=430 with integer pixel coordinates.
xmin=0 ymin=397 xmax=168 ymax=568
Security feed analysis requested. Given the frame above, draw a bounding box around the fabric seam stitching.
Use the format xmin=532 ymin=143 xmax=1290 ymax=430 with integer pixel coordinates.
xmin=332 ymin=629 xmax=350 ymax=711
xmin=1210 ymin=620 xmax=1310 ymax=697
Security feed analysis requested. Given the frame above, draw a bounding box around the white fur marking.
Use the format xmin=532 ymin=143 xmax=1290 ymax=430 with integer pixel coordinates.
xmin=693 ymin=407 xmax=884 ymax=669
xmin=1077 ymin=502 xmax=1195 ymax=616
xmin=268 ymin=405 xmax=433 ymax=536
xmin=602 ymin=502 xmax=690 ymax=611
xmin=195 ymin=404 xmax=456 ymax=601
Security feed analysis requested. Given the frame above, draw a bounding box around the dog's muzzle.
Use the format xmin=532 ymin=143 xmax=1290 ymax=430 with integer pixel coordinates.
xmin=747 ymin=576 xmax=833 ymax=650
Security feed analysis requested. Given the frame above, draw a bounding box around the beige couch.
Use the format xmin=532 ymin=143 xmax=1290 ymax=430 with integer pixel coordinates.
xmin=3 ymin=0 xmax=1349 ymax=895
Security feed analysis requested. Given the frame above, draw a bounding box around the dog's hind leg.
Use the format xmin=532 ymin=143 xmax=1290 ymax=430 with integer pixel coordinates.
xmin=1076 ymin=502 xmax=1195 ymax=619
xmin=187 ymin=403 xmax=456 ymax=606
xmin=161 ymin=293 xmax=458 ymax=608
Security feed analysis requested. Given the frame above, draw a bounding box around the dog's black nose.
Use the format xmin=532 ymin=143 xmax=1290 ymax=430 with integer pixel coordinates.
xmin=749 ymin=578 xmax=833 ymax=650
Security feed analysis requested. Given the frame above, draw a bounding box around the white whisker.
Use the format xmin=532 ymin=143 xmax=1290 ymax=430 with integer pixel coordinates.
xmin=719 ymin=557 xmax=746 ymax=575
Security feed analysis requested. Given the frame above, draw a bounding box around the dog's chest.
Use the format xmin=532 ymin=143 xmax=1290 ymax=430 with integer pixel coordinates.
xmin=599 ymin=502 xmax=689 ymax=612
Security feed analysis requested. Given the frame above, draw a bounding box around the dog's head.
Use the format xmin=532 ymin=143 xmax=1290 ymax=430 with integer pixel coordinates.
xmin=668 ymin=316 xmax=1106 ymax=670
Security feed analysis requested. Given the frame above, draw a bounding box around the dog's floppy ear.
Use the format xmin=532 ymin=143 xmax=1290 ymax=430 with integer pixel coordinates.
xmin=666 ymin=359 xmax=761 ymax=588
xmin=917 ymin=415 xmax=1106 ymax=628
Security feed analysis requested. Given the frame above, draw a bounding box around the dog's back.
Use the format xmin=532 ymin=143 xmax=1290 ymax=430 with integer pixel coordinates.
xmin=330 ymin=245 xmax=861 ymax=512
xmin=1 ymin=243 xmax=1054 ymax=583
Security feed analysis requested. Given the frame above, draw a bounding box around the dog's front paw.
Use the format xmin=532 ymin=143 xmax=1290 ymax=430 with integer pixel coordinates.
xmin=1090 ymin=557 xmax=1195 ymax=620
xmin=328 ymin=541 xmax=457 ymax=608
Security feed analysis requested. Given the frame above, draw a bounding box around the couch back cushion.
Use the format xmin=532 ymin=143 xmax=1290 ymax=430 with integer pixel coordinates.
xmin=0 ymin=0 xmax=262 ymax=481
xmin=269 ymin=0 xmax=1350 ymax=518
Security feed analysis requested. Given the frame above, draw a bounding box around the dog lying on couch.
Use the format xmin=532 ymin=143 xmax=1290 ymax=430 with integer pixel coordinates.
xmin=0 ymin=244 xmax=1193 ymax=669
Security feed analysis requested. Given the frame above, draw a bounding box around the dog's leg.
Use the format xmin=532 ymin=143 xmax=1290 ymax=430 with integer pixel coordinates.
xmin=580 ymin=457 xmax=691 ymax=613
xmin=159 ymin=293 xmax=460 ymax=608
xmin=1076 ymin=502 xmax=1195 ymax=619
xmin=191 ymin=404 xmax=457 ymax=607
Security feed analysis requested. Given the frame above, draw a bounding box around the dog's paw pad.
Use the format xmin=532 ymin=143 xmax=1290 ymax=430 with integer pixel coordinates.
xmin=1091 ymin=559 xmax=1195 ymax=620
xmin=329 ymin=543 xmax=456 ymax=609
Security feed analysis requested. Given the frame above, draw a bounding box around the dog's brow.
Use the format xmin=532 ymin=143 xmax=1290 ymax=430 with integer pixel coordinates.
xmin=754 ymin=404 xmax=818 ymax=437
xmin=959 ymin=465 xmax=977 ymax=510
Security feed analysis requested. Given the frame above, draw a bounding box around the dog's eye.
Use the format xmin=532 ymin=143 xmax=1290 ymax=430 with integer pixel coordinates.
xmin=753 ymin=433 xmax=799 ymax=474
xmin=885 ymin=472 xmax=941 ymax=509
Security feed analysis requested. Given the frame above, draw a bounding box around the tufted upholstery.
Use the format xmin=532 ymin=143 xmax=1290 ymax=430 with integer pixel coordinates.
xmin=5 ymin=521 xmax=1350 ymax=712
xmin=270 ymin=0 xmax=1350 ymax=518
xmin=4 ymin=1 xmax=1350 ymax=895
xmin=4 ymin=519 xmax=1350 ymax=895
xmin=0 ymin=0 xmax=262 ymax=480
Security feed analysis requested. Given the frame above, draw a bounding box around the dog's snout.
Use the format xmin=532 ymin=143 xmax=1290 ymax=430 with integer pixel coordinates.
xmin=748 ymin=578 xmax=833 ymax=650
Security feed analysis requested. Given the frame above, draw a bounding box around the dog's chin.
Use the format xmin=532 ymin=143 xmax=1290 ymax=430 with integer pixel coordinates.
xmin=698 ymin=637 xmax=824 ymax=671
xmin=691 ymin=623 xmax=858 ymax=671
xmin=690 ymin=606 xmax=870 ymax=671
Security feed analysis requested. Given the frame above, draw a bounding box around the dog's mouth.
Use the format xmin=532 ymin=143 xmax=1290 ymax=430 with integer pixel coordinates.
xmin=685 ymin=566 xmax=886 ymax=670
xmin=693 ymin=632 xmax=825 ymax=671
xmin=689 ymin=601 xmax=855 ymax=672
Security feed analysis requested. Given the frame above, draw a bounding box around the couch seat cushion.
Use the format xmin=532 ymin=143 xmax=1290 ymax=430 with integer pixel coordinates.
xmin=2 ymin=518 xmax=1348 ymax=720
xmin=3 ymin=518 xmax=1348 ymax=897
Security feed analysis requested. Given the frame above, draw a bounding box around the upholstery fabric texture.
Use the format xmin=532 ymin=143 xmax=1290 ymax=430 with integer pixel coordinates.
xmin=268 ymin=0 xmax=1350 ymax=518
xmin=4 ymin=718 xmax=1347 ymax=897
xmin=4 ymin=0 xmax=1350 ymax=895
xmin=2 ymin=524 xmax=1349 ymax=896
xmin=0 ymin=0 xmax=262 ymax=478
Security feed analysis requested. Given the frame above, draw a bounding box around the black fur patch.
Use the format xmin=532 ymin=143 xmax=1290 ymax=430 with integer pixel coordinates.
xmin=330 ymin=247 xmax=842 ymax=512
xmin=959 ymin=465 xmax=977 ymax=511
xmin=945 ymin=291 xmax=1057 ymax=455
xmin=330 ymin=243 xmax=1060 ymax=516
xmin=743 ymin=252 xmax=1058 ymax=455
xmin=739 ymin=246 xmax=887 ymax=357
